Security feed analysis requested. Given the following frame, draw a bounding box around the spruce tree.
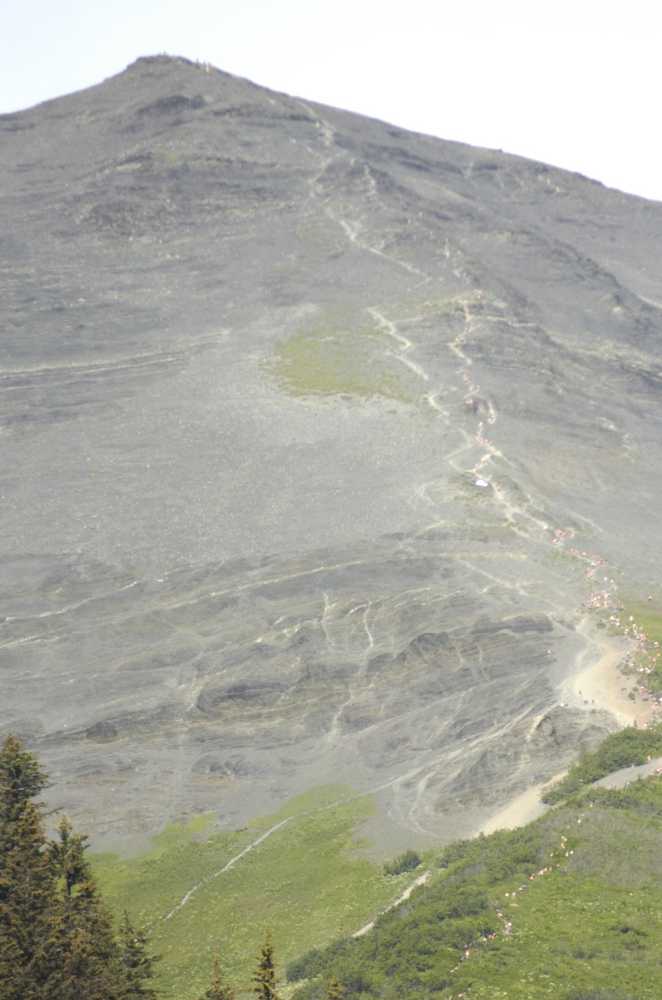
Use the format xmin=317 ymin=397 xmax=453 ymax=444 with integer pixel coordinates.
xmin=0 ymin=803 xmax=54 ymax=992
xmin=40 ymin=817 xmax=124 ymax=1000
xmin=199 ymin=956 xmax=235 ymax=1000
xmin=253 ymin=931 xmax=280 ymax=1000
xmin=326 ymin=976 xmax=345 ymax=999
xmin=0 ymin=924 xmax=24 ymax=1000
xmin=0 ymin=735 xmax=49 ymax=837
xmin=0 ymin=737 xmax=154 ymax=1000
xmin=0 ymin=736 xmax=54 ymax=1000
xmin=118 ymin=911 xmax=159 ymax=999
xmin=48 ymin=817 xmax=90 ymax=898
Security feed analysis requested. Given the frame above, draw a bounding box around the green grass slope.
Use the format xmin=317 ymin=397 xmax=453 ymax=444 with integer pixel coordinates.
xmin=288 ymin=777 xmax=662 ymax=1000
xmin=92 ymin=720 xmax=662 ymax=999
xmin=92 ymin=787 xmax=412 ymax=999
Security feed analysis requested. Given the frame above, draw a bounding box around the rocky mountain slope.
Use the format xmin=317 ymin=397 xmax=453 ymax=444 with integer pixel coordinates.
xmin=2 ymin=55 xmax=662 ymax=850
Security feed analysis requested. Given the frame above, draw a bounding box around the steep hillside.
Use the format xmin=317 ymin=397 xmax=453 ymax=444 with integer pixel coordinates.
xmin=87 ymin=725 xmax=662 ymax=999
xmin=288 ymin=769 xmax=662 ymax=1000
xmin=2 ymin=55 xmax=662 ymax=852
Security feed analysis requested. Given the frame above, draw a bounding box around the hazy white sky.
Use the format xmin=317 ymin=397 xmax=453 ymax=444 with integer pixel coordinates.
xmin=3 ymin=0 xmax=661 ymax=201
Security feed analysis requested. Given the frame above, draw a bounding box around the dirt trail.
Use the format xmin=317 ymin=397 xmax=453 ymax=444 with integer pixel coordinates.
xmin=159 ymin=777 xmax=434 ymax=925
xmin=162 ymin=817 xmax=292 ymax=922
xmin=479 ymin=774 xmax=565 ymax=835
xmin=479 ymin=622 xmax=657 ymax=838
xmin=597 ymin=755 xmax=662 ymax=788
xmin=352 ymin=870 xmax=431 ymax=938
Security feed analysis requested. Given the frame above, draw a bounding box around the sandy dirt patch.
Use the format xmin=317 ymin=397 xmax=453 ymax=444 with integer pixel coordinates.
xmin=479 ymin=774 xmax=566 ymax=835
xmin=562 ymin=617 xmax=654 ymax=727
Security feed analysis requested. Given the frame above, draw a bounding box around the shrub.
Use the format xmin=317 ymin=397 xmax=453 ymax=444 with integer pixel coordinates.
xmin=543 ymin=725 xmax=662 ymax=804
xmin=383 ymin=850 xmax=421 ymax=876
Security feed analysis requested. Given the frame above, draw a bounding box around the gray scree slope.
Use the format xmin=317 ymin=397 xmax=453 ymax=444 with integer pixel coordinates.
xmin=2 ymin=55 xmax=661 ymax=850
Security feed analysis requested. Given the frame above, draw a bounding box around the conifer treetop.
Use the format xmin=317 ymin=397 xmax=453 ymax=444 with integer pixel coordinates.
xmin=199 ymin=956 xmax=236 ymax=1000
xmin=0 ymin=735 xmax=48 ymax=820
xmin=50 ymin=816 xmax=94 ymax=897
xmin=253 ymin=931 xmax=280 ymax=1000
xmin=119 ymin=910 xmax=160 ymax=999
xmin=326 ymin=976 xmax=346 ymax=1000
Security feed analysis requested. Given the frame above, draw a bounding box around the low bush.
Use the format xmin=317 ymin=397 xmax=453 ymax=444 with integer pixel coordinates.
xmin=383 ymin=849 xmax=421 ymax=876
xmin=543 ymin=725 xmax=662 ymax=804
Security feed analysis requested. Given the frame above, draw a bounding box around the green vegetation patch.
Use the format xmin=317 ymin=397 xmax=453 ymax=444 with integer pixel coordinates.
xmin=542 ymin=724 xmax=662 ymax=804
xmin=13 ymin=725 xmax=662 ymax=1000
xmin=383 ymin=848 xmax=421 ymax=876
xmin=290 ymin=777 xmax=662 ymax=1000
xmin=449 ymin=872 xmax=662 ymax=1000
xmin=267 ymin=322 xmax=415 ymax=402
xmin=289 ymin=823 xmax=551 ymax=998
xmin=93 ymin=787 xmax=401 ymax=1000
xmin=623 ymin=603 xmax=662 ymax=693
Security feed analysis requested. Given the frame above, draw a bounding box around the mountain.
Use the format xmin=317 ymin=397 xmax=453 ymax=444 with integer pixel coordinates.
xmin=2 ymin=54 xmax=662 ymax=852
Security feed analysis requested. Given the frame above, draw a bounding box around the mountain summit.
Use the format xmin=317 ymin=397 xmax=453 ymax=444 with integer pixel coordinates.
xmin=2 ymin=55 xmax=662 ymax=849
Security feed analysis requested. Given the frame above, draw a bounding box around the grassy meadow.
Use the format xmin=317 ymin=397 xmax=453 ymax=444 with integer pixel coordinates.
xmin=92 ymin=786 xmax=414 ymax=999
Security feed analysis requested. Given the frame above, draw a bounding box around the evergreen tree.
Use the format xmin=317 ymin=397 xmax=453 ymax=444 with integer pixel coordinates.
xmin=0 ymin=736 xmax=54 ymax=1000
xmin=0 ymin=803 xmax=55 ymax=992
xmin=48 ymin=817 xmax=91 ymax=898
xmin=118 ymin=911 xmax=159 ymax=999
xmin=40 ymin=817 xmax=124 ymax=1000
xmin=0 ymin=925 xmax=24 ymax=1000
xmin=326 ymin=977 xmax=345 ymax=999
xmin=199 ymin=956 xmax=235 ymax=1000
xmin=0 ymin=737 xmax=155 ymax=1000
xmin=0 ymin=735 xmax=49 ymax=839
xmin=253 ymin=931 xmax=280 ymax=1000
